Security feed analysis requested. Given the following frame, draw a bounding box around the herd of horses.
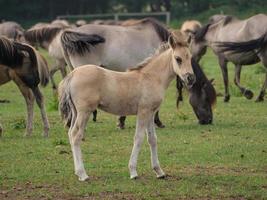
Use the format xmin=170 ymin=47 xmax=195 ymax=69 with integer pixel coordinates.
xmin=0 ymin=13 xmax=266 ymax=180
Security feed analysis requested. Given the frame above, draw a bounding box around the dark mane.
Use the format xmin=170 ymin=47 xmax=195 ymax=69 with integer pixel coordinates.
xmin=131 ymin=18 xmax=171 ymax=42
xmin=191 ymin=58 xmax=216 ymax=105
xmin=25 ymin=25 xmax=62 ymax=45
xmin=222 ymin=15 xmax=235 ymax=26
xmin=194 ymin=23 xmax=211 ymax=42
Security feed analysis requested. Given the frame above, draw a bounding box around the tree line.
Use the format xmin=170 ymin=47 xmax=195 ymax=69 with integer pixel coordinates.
xmin=0 ymin=0 xmax=266 ymax=26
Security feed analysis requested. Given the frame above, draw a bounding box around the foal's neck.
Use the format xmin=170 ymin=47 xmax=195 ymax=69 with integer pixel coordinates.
xmin=141 ymin=49 xmax=175 ymax=89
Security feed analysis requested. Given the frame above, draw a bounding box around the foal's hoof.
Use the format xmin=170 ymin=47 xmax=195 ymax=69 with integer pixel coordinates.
xmin=223 ymin=95 xmax=230 ymax=102
xmin=78 ymin=176 xmax=90 ymax=182
xmin=130 ymin=173 xmax=138 ymax=180
xmin=255 ymin=96 xmax=264 ymax=102
xmin=244 ymin=90 xmax=254 ymax=99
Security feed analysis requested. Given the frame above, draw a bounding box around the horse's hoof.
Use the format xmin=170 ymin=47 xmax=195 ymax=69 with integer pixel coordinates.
xmin=78 ymin=176 xmax=90 ymax=182
xmin=117 ymin=123 xmax=125 ymax=130
xmin=130 ymin=175 xmax=138 ymax=180
xmin=244 ymin=90 xmax=254 ymax=99
xmin=156 ymin=124 xmax=165 ymax=128
xmin=92 ymin=118 xmax=97 ymax=122
xmin=223 ymin=95 xmax=230 ymax=102
xmin=157 ymin=173 xmax=166 ymax=179
xmin=255 ymin=96 xmax=264 ymax=102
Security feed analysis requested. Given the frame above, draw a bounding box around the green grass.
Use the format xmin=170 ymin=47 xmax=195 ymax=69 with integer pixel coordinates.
xmin=0 ymin=49 xmax=266 ymax=199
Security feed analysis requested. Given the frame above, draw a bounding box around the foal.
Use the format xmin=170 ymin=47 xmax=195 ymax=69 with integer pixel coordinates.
xmin=59 ymin=31 xmax=195 ymax=181
xmin=0 ymin=37 xmax=50 ymax=136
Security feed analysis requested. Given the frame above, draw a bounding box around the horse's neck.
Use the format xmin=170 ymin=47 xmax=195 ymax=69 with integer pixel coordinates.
xmin=141 ymin=49 xmax=175 ymax=89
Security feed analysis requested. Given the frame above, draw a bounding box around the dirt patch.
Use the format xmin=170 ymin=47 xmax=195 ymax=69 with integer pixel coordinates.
xmin=0 ymin=183 xmax=137 ymax=200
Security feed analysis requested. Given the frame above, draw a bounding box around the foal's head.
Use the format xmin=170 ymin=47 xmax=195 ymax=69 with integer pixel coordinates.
xmin=168 ymin=30 xmax=196 ymax=88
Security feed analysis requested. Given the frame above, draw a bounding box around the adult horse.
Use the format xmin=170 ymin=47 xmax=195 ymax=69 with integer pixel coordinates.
xmin=0 ymin=37 xmax=50 ymax=137
xmin=60 ymin=18 xmax=214 ymax=126
xmin=189 ymin=14 xmax=267 ymax=102
xmin=58 ymin=31 xmax=196 ymax=181
xmin=181 ymin=20 xmax=202 ymax=42
xmin=24 ymin=24 xmax=68 ymax=91
xmin=0 ymin=21 xmax=25 ymax=42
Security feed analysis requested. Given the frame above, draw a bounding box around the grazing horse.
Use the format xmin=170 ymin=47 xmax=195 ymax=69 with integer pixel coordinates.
xmin=189 ymin=14 xmax=267 ymax=102
xmin=58 ymin=31 xmax=196 ymax=181
xmin=25 ymin=24 xmax=68 ymax=91
xmin=0 ymin=21 xmax=25 ymax=42
xmin=0 ymin=37 xmax=50 ymax=137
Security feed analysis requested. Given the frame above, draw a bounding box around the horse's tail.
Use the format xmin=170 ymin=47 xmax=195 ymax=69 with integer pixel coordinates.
xmin=58 ymin=73 xmax=76 ymax=128
xmin=25 ymin=26 xmax=62 ymax=46
xmin=36 ymin=52 xmax=50 ymax=87
xmin=217 ymin=32 xmax=267 ymax=54
xmin=60 ymin=30 xmax=105 ymax=56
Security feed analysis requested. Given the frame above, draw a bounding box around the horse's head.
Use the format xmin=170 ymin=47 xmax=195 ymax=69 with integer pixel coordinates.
xmin=168 ymin=30 xmax=196 ymax=88
xmin=188 ymin=59 xmax=216 ymax=124
xmin=188 ymin=24 xmax=210 ymax=63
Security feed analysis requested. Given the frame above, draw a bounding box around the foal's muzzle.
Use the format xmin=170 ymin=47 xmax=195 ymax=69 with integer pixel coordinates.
xmin=183 ymin=73 xmax=196 ymax=88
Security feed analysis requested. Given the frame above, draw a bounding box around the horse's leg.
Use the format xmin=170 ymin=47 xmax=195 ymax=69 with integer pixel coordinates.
xmin=234 ymin=64 xmax=254 ymax=99
xmin=13 ymin=79 xmax=34 ymax=136
xmin=49 ymin=65 xmax=61 ymax=90
xmin=117 ymin=116 xmax=126 ymax=129
xmin=256 ymin=55 xmax=267 ymax=102
xmin=31 ymin=87 xmax=50 ymax=137
xmin=154 ymin=111 xmax=165 ymax=128
xmin=147 ymin=114 xmax=165 ymax=178
xmin=0 ymin=123 xmax=2 ymax=137
xmin=92 ymin=110 xmax=97 ymax=122
xmin=218 ymin=56 xmax=230 ymax=102
xmin=69 ymin=110 xmax=90 ymax=181
xmin=128 ymin=110 xmax=150 ymax=179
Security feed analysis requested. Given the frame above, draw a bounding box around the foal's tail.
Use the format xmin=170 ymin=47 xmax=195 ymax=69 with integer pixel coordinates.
xmin=58 ymin=73 xmax=76 ymax=128
xmin=217 ymin=32 xmax=267 ymax=54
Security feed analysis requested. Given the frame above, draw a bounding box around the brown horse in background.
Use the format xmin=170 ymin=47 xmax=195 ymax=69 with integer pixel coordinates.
xmin=0 ymin=37 xmax=50 ymax=137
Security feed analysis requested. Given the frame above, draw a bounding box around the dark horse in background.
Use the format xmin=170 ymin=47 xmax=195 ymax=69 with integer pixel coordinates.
xmin=189 ymin=14 xmax=267 ymax=102
xmin=0 ymin=37 xmax=50 ymax=137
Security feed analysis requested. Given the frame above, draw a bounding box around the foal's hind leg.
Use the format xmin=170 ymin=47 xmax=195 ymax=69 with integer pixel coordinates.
xmin=234 ymin=64 xmax=254 ymax=99
xmin=117 ymin=116 xmax=126 ymax=129
xmin=147 ymin=114 xmax=165 ymax=178
xmin=69 ymin=110 xmax=90 ymax=181
xmin=32 ymin=87 xmax=50 ymax=137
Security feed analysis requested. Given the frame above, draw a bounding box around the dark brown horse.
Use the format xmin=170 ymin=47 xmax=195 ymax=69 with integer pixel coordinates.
xmin=0 ymin=37 xmax=50 ymax=137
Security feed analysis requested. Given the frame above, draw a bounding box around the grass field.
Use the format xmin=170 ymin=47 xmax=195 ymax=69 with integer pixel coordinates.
xmin=0 ymin=49 xmax=266 ymax=200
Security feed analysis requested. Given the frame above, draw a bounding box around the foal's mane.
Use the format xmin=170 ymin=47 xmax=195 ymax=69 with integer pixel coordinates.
xmin=129 ymin=43 xmax=170 ymax=71
xmin=25 ymin=25 xmax=63 ymax=45
xmin=126 ymin=18 xmax=171 ymax=42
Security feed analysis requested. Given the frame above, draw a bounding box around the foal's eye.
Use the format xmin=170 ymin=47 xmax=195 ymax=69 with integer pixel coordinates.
xmin=176 ymin=57 xmax=182 ymax=65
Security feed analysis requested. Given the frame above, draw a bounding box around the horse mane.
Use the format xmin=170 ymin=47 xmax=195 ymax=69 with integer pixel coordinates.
xmin=25 ymin=25 xmax=62 ymax=45
xmin=129 ymin=43 xmax=170 ymax=71
xmin=194 ymin=23 xmax=211 ymax=42
xmin=191 ymin=58 xmax=216 ymax=106
xmin=127 ymin=18 xmax=170 ymax=42
xmin=222 ymin=15 xmax=235 ymax=26
xmin=0 ymin=36 xmax=24 ymax=67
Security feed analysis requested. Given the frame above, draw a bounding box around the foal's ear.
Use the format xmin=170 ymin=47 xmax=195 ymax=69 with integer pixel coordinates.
xmin=168 ymin=34 xmax=176 ymax=49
